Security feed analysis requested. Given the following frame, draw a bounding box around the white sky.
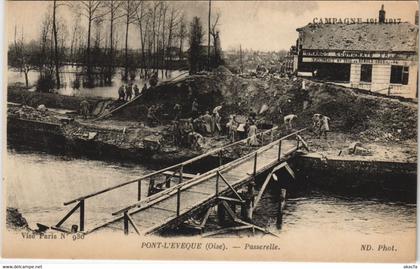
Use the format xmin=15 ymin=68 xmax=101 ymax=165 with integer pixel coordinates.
xmin=6 ymin=1 xmax=419 ymax=51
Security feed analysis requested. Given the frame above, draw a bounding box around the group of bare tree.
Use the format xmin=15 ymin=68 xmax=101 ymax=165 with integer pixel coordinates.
xmin=9 ymin=0 xmax=225 ymax=91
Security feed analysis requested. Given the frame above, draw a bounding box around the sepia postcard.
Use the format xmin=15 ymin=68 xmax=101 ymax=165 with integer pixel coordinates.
xmin=2 ymin=0 xmax=418 ymax=262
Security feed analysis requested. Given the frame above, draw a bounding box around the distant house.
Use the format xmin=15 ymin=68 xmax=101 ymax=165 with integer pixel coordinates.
xmin=293 ymin=6 xmax=419 ymax=98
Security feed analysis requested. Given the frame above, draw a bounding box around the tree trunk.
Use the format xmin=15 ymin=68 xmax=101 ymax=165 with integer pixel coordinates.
xmin=124 ymin=12 xmax=129 ymax=81
xmin=53 ymin=0 xmax=60 ymax=88
xmin=208 ymin=0 xmax=211 ymax=70
xmin=109 ymin=9 xmax=114 ymax=84
xmin=87 ymin=16 xmax=92 ymax=85
xmin=24 ymin=70 xmax=29 ymax=89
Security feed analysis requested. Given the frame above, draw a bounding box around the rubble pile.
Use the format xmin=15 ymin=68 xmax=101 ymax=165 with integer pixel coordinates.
xmin=6 ymin=207 xmax=28 ymax=230
xmin=8 ymin=105 xmax=64 ymax=124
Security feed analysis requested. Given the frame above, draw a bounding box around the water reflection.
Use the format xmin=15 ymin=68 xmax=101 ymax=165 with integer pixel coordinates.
xmin=8 ymin=66 xmax=187 ymax=99
xmin=6 ymin=150 xmax=416 ymax=237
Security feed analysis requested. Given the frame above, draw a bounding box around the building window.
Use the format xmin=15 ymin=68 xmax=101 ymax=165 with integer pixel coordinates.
xmin=360 ymin=64 xmax=372 ymax=82
xmin=390 ymin=65 xmax=409 ymax=85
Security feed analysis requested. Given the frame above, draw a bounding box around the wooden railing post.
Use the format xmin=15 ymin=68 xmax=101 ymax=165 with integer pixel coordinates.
xmin=179 ymin=165 xmax=183 ymax=184
xmin=137 ymin=179 xmax=142 ymax=201
xmin=176 ymin=187 xmax=181 ymax=216
xmin=253 ymin=152 xmax=258 ymax=178
xmin=79 ymin=199 xmax=85 ymax=232
xmin=278 ymin=139 xmax=282 ymax=161
xmin=216 ymin=171 xmax=219 ymax=197
xmin=123 ymin=211 xmax=129 ymax=235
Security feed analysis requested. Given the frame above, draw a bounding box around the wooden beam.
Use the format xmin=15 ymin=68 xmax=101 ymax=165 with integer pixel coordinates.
xmin=55 ymin=202 xmax=80 ymax=227
xmin=127 ymin=214 xmax=140 ymax=235
xmin=200 ymin=207 xmax=213 ymax=229
xmin=234 ymin=219 xmax=279 ymax=237
xmin=221 ymin=201 xmax=239 ymax=221
xmin=51 ymin=226 xmax=71 ymax=234
xmin=284 ymin=163 xmax=296 ymax=179
xmin=253 ymin=170 xmax=274 ymax=210
xmin=296 ymin=134 xmax=309 ymax=151
xmin=162 ymin=171 xmax=197 ymax=179
xmin=218 ymin=172 xmax=243 ymax=202
xmin=218 ymin=196 xmax=245 ymax=204
xmin=201 ymin=225 xmax=252 ymax=237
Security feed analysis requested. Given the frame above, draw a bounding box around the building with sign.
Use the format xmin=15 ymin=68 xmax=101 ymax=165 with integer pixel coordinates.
xmin=293 ymin=8 xmax=418 ymax=98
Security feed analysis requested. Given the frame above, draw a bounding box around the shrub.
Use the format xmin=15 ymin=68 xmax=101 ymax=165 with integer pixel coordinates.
xmin=36 ymin=72 xmax=55 ymax=93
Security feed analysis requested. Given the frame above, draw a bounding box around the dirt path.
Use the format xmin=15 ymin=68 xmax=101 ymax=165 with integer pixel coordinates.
xmin=304 ymin=132 xmax=416 ymax=163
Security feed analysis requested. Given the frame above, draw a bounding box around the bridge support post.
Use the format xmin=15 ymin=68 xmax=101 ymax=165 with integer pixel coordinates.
xmin=278 ymin=140 xmax=282 ymax=161
xmin=217 ymin=204 xmax=226 ymax=225
xmin=79 ymin=199 xmax=85 ymax=232
xmin=253 ymin=153 xmax=258 ymax=178
xmin=123 ymin=211 xmax=129 ymax=235
xmin=148 ymin=178 xmax=155 ymax=196
xmin=241 ymin=183 xmax=255 ymax=222
xmin=276 ymin=189 xmax=287 ymax=229
xmin=176 ymin=187 xmax=181 ymax=216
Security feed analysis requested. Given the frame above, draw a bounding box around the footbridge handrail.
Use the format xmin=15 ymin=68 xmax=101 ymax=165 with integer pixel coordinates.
xmin=63 ymin=125 xmax=286 ymax=206
xmin=110 ymin=128 xmax=308 ymax=217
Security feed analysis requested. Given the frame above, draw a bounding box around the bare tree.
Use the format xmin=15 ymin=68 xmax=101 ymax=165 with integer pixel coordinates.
xmin=207 ymin=0 xmax=211 ymax=70
xmin=70 ymin=0 xmax=105 ymax=86
xmin=178 ymin=15 xmax=187 ymax=62
xmin=160 ymin=2 xmax=168 ymax=77
xmin=210 ymin=13 xmax=223 ymax=67
xmin=52 ymin=0 xmax=62 ymax=88
xmin=135 ymin=1 xmax=148 ymax=77
xmin=70 ymin=14 xmax=81 ymax=64
xmin=166 ymin=6 xmax=180 ymax=76
xmin=104 ymin=0 xmax=124 ymax=83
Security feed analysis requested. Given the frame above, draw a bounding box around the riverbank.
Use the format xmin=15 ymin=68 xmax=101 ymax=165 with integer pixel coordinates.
xmin=7 ymin=104 xmax=236 ymax=165
xmin=7 ymin=70 xmax=417 ymax=169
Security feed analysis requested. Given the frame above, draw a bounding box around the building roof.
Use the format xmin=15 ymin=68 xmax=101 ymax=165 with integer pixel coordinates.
xmin=297 ymin=22 xmax=418 ymax=52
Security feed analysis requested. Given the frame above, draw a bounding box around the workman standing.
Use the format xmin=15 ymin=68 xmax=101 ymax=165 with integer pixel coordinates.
xmin=147 ymin=105 xmax=157 ymax=126
xmin=125 ymin=84 xmax=133 ymax=101
xmin=80 ymin=100 xmax=90 ymax=119
xmin=312 ymin=113 xmax=321 ymax=136
xmin=319 ymin=115 xmax=331 ymax=139
xmin=173 ymin=103 xmax=182 ymax=120
xmin=133 ymin=84 xmax=140 ymax=96
xmin=191 ymin=98 xmax=199 ymax=119
xmin=118 ymin=85 xmax=125 ymax=101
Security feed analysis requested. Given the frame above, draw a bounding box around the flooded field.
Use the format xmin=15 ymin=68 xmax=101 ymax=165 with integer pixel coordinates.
xmin=7 ymin=66 xmax=187 ymax=99
xmin=6 ymin=149 xmax=416 ymax=238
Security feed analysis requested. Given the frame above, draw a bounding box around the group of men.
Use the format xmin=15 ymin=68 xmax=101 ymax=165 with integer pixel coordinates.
xmin=226 ymin=110 xmax=259 ymax=144
xmin=168 ymin=100 xmax=226 ymax=151
xmin=312 ymin=113 xmax=330 ymax=139
xmin=118 ymin=83 xmax=147 ymax=102
xmin=283 ymin=113 xmax=330 ymax=139
xmin=193 ymin=109 xmax=222 ymax=136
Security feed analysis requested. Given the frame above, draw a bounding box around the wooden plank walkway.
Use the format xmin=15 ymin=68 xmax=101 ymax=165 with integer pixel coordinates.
xmin=89 ymin=140 xmax=298 ymax=235
xmin=51 ymin=127 xmax=307 ymax=236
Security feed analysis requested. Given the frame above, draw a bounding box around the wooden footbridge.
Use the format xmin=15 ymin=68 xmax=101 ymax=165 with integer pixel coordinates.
xmin=51 ymin=127 xmax=308 ymax=236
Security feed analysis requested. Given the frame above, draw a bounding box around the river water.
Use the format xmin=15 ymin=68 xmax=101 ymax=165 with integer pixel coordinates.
xmin=6 ymin=149 xmax=416 ymax=238
xmin=8 ymin=66 xmax=187 ymax=99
